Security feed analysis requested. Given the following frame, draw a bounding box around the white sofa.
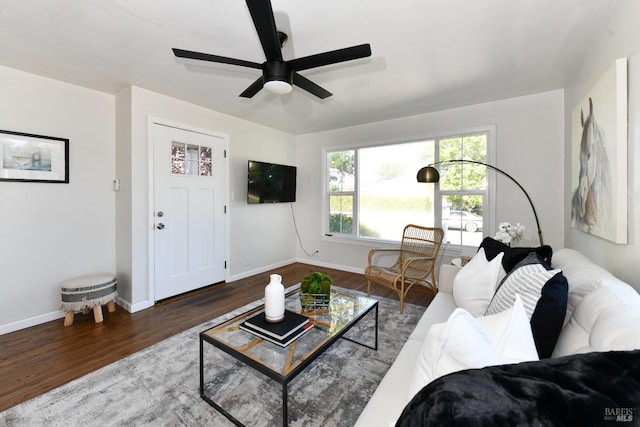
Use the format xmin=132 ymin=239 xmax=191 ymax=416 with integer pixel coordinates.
xmin=355 ymin=248 xmax=640 ymax=427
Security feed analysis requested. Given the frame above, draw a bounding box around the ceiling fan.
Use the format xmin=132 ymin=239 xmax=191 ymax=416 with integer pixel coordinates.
xmin=172 ymin=0 xmax=372 ymax=99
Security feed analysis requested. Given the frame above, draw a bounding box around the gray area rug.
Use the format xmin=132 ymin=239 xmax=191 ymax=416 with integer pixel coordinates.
xmin=0 ymin=287 xmax=425 ymax=427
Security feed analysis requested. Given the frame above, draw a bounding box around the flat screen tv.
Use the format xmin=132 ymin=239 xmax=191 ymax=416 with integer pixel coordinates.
xmin=247 ymin=160 xmax=297 ymax=204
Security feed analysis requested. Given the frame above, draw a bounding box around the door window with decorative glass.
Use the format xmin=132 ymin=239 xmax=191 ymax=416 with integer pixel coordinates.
xmin=171 ymin=141 xmax=213 ymax=176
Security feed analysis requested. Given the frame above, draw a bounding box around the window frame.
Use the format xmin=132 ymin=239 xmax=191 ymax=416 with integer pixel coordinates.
xmin=326 ymin=149 xmax=358 ymax=236
xmin=323 ymin=126 xmax=496 ymax=252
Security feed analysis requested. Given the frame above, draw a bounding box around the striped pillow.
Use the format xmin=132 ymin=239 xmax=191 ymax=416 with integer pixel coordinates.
xmin=486 ymin=258 xmax=560 ymax=319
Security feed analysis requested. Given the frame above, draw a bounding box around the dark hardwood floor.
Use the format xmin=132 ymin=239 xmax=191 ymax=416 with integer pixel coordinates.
xmin=0 ymin=263 xmax=435 ymax=412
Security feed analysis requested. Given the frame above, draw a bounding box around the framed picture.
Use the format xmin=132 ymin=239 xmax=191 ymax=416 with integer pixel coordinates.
xmin=570 ymin=58 xmax=627 ymax=244
xmin=0 ymin=130 xmax=69 ymax=183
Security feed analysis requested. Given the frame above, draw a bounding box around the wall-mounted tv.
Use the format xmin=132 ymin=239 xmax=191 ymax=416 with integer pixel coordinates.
xmin=247 ymin=160 xmax=297 ymax=204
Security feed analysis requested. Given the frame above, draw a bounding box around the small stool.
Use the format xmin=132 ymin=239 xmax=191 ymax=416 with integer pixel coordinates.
xmin=61 ymin=273 xmax=118 ymax=326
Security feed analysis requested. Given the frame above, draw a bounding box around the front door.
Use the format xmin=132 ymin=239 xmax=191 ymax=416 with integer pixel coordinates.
xmin=153 ymin=123 xmax=225 ymax=300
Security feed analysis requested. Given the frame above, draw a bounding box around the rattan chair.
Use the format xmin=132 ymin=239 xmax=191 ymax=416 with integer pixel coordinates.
xmin=365 ymin=224 xmax=444 ymax=313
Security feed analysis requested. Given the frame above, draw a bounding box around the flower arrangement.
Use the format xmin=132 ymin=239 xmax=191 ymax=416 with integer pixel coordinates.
xmin=494 ymin=222 xmax=525 ymax=246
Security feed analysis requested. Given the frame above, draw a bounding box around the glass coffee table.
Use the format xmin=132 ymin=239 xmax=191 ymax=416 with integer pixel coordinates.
xmin=199 ymin=288 xmax=378 ymax=426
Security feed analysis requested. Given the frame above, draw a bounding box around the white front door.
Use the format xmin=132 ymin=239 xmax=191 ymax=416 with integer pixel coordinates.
xmin=153 ymin=123 xmax=225 ymax=301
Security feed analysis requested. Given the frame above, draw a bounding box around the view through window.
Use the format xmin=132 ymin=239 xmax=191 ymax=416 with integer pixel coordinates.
xmin=327 ymin=131 xmax=489 ymax=247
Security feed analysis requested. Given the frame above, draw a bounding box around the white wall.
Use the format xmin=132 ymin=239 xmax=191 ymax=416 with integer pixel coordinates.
xmin=0 ymin=66 xmax=116 ymax=333
xmin=295 ymin=90 xmax=565 ymax=272
xmin=116 ymin=87 xmax=297 ymax=310
xmin=563 ymin=1 xmax=640 ymax=292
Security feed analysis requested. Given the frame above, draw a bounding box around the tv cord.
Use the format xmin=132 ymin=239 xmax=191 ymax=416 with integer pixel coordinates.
xmin=290 ymin=203 xmax=319 ymax=257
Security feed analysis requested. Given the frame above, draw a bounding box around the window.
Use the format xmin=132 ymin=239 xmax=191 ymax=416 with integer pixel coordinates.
xmin=326 ymin=129 xmax=492 ymax=248
xmin=328 ymin=150 xmax=356 ymax=234
xmin=437 ymin=134 xmax=488 ymax=247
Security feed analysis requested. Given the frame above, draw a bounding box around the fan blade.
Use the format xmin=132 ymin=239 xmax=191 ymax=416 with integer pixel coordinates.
xmin=173 ymin=48 xmax=261 ymax=69
xmin=239 ymin=77 xmax=264 ymax=98
xmin=292 ymin=73 xmax=332 ymax=99
xmin=246 ymin=0 xmax=283 ymax=62
xmin=288 ymin=44 xmax=371 ymax=71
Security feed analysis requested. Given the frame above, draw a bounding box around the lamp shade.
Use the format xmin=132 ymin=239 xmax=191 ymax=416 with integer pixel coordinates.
xmin=416 ymin=166 xmax=440 ymax=183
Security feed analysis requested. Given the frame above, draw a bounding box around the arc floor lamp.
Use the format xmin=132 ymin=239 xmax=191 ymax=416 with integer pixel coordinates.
xmin=416 ymin=159 xmax=544 ymax=245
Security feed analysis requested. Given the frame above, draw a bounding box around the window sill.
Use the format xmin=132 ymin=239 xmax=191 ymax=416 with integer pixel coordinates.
xmin=321 ymin=233 xmax=478 ymax=258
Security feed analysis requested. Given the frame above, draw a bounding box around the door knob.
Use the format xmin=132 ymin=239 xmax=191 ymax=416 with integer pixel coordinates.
xmin=157 ymin=223 xmax=165 ymax=230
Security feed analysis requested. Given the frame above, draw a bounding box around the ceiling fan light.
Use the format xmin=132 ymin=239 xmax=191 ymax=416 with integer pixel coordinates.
xmin=264 ymin=80 xmax=292 ymax=95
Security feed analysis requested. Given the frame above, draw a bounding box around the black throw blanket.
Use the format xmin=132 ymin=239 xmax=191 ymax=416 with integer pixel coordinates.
xmin=397 ymin=350 xmax=640 ymax=427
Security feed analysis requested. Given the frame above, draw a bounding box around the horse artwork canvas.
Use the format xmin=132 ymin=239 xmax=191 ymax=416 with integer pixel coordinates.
xmin=570 ymin=58 xmax=628 ymax=244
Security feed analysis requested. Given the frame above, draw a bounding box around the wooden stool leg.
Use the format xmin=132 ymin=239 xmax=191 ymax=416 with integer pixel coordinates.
xmin=107 ymin=300 xmax=116 ymax=313
xmin=93 ymin=304 xmax=104 ymax=323
xmin=82 ymin=307 xmax=90 ymax=315
xmin=64 ymin=310 xmax=75 ymax=326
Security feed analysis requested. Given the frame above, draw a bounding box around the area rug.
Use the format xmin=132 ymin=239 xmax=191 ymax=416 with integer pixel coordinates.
xmin=0 ymin=287 xmax=425 ymax=427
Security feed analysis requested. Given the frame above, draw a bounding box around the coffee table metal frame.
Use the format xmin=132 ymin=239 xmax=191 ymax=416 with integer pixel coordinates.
xmin=199 ymin=289 xmax=378 ymax=426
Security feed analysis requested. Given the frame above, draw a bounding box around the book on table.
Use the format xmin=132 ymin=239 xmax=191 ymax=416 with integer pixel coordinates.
xmin=240 ymin=310 xmax=312 ymax=346
xmin=240 ymin=321 xmax=314 ymax=347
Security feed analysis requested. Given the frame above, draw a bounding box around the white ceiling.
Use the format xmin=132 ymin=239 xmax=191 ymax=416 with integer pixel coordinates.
xmin=0 ymin=0 xmax=618 ymax=135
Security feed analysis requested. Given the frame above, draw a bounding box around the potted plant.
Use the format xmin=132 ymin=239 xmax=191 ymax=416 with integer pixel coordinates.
xmin=300 ymin=272 xmax=332 ymax=309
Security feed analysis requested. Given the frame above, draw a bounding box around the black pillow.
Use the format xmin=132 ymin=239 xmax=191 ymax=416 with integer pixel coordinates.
xmin=480 ymin=237 xmax=553 ymax=272
xmin=531 ymin=270 xmax=568 ymax=358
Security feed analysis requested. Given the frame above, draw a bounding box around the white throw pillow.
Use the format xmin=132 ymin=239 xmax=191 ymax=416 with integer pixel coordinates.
xmin=476 ymin=295 xmax=540 ymax=363
xmin=407 ymin=308 xmax=502 ymax=400
xmin=453 ymin=248 xmax=506 ymax=316
xmin=408 ymin=295 xmax=538 ymax=401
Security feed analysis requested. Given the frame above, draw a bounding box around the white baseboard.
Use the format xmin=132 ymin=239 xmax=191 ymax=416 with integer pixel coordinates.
xmin=227 ymin=258 xmax=297 ymax=283
xmin=116 ymin=297 xmax=153 ymax=313
xmin=226 ymin=258 xmax=363 ymax=284
xmin=0 ymin=298 xmax=146 ymax=335
xmin=295 ymin=258 xmax=365 ymax=275
xmin=0 ymin=310 xmax=66 ymax=335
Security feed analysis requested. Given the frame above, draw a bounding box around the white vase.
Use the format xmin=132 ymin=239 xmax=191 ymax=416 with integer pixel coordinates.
xmin=264 ymin=274 xmax=285 ymax=323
